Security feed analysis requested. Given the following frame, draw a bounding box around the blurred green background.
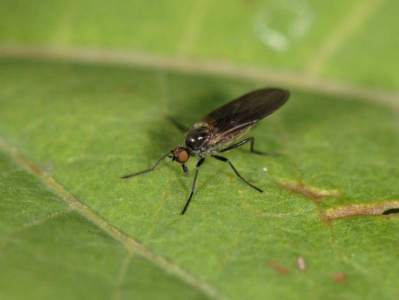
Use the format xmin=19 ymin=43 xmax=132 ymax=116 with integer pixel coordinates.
xmin=0 ymin=1 xmax=398 ymax=300
xmin=1 ymin=0 xmax=399 ymax=89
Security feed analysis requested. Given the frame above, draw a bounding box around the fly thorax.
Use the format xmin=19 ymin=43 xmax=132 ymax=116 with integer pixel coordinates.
xmin=185 ymin=125 xmax=211 ymax=153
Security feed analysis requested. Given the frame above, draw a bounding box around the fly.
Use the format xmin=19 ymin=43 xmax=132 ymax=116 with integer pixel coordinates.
xmin=122 ymin=88 xmax=290 ymax=215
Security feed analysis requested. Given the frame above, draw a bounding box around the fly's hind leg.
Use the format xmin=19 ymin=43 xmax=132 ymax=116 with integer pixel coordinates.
xmin=212 ymin=155 xmax=263 ymax=192
xmin=220 ymin=137 xmax=269 ymax=156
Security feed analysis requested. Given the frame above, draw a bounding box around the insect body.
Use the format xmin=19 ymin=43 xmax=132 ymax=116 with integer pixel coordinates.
xmin=122 ymin=88 xmax=290 ymax=214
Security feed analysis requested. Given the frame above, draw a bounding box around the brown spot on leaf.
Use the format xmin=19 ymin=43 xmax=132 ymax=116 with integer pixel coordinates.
xmin=277 ymin=180 xmax=341 ymax=203
xmin=277 ymin=179 xmax=399 ymax=221
xmin=332 ymin=272 xmax=347 ymax=284
xmin=296 ymin=256 xmax=306 ymax=271
xmin=115 ymin=84 xmax=135 ymax=94
xmin=325 ymin=201 xmax=399 ymax=220
xmin=276 ymin=180 xmax=341 ymax=225
xmin=268 ymin=261 xmax=290 ymax=275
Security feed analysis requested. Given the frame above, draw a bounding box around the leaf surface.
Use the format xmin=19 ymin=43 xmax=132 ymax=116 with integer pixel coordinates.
xmin=0 ymin=1 xmax=398 ymax=299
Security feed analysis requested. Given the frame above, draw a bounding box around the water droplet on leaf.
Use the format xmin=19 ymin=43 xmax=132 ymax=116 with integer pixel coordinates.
xmin=253 ymin=0 xmax=314 ymax=51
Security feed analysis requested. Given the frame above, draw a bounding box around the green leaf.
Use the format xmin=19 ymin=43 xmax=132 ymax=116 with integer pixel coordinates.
xmin=0 ymin=1 xmax=398 ymax=299
xmin=0 ymin=147 xmax=209 ymax=300
xmin=0 ymin=0 xmax=398 ymax=89
xmin=0 ymin=58 xmax=398 ymax=300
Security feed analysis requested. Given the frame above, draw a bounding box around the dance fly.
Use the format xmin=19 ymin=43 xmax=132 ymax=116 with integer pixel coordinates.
xmin=122 ymin=88 xmax=290 ymax=215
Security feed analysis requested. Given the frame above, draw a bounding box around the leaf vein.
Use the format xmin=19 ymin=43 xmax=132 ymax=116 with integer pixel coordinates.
xmin=0 ymin=46 xmax=397 ymax=109
xmin=0 ymin=136 xmax=223 ymax=300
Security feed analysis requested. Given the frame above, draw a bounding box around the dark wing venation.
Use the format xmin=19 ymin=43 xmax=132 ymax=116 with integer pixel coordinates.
xmin=203 ymin=88 xmax=289 ymax=136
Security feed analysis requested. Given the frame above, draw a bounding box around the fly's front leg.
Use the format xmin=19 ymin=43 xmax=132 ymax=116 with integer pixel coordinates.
xmin=181 ymin=158 xmax=205 ymax=215
xmin=182 ymin=163 xmax=189 ymax=176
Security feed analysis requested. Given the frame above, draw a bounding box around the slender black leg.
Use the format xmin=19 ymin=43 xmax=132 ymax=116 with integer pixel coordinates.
xmin=220 ymin=137 xmax=268 ymax=155
xmin=212 ymin=155 xmax=263 ymax=193
xmin=121 ymin=152 xmax=170 ymax=179
xmin=167 ymin=116 xmax=189 ymax=133
xmin=182 ymin=163 xmax=189 ymax=176
xmin=181 ymin=158 xmax=205 ymax=215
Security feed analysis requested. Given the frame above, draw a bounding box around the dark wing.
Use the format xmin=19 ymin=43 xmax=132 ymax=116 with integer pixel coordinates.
xmin=203 ymin=88 xmax=289 ymax=140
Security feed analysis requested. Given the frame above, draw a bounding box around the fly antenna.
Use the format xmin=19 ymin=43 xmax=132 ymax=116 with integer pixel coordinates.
xmin=121 ymin=152 xmax=170 ymax=179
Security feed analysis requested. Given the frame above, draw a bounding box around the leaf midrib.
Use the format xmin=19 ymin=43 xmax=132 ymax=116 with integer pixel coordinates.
xmin=0 ymin=46 xmax=398 ymax=109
